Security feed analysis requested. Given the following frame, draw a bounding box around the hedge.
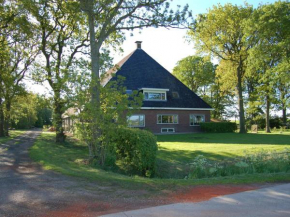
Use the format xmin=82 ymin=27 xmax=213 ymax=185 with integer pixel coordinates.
xmin=112 ymin=127 xmax=158 ymax=177
xmin=200 ymin=122 xmax=237 ymax=133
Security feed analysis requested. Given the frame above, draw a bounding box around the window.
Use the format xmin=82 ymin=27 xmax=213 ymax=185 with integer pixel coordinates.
xmin=161 ymin=128 xmax=175 ymax=133
xmin=172 ymin=91 xmax=179 ymax=99
xmin=190 ymin=114 xmax=205 ymax=126
xmin=157 ymin=114 xmax=178 ymax=124
xmin=140 ymin=88 xmax=169 ymax=101
xmin=144 ymin=92 xmax=166 ymax=100
xmin=127 ymin=115 xmax=145 ymax=127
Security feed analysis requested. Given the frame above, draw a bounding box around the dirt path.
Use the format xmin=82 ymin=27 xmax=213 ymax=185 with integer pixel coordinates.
xmin=0 ymin=130 xmax=275 ymax=217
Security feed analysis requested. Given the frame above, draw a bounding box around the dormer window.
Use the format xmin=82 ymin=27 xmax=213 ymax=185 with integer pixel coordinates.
xmin=140 ymin=88 xmax=169 ymax=101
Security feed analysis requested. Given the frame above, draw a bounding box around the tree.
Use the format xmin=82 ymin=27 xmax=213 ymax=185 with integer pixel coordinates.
xmin=172 ymin=55 xmax=232 ymax=119
xmin=80 ymin=0 xmax=191 ymax=162
xmin=0 ymin=0 xmax=38 ymax=136
xmin=26 ymin=0 xmax=89 ymax=142
xmin=9 ymin=93 xmax=52 ymax=129
xmin=245 ymin=1 xmax=290 ymax=132
xmin=188 ymin=3 xmax=254 ymax=133
xmin=173 ymin=55 xmax=215 ymax=96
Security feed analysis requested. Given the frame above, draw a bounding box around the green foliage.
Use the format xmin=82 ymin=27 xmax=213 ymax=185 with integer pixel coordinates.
xmin=9 ymin=93 xmax=52 ymax=129
xmin=173 ymin=55 xmax=215 ymax=94
xmin=200 ymin=122 xmax=237 ymax=133
xmin=111 ymin=127 xmax=158 ymax=177
xmin=0 ymin=0 xmax=38 ymax=136
xmin=188 ymin=150 xmax=290 ymax=179
xmin=188 ymin=3 xmax=255 ymax=133
xmin=74 ymin=76 xmax=143 ymax=166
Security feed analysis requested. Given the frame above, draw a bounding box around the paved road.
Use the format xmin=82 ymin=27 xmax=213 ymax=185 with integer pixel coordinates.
xmin=102 ymin=183 xmax=290 ymax=217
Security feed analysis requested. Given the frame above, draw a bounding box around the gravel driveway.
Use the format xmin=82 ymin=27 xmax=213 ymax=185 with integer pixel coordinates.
xmin=0 ymin=130 xmax=160 ymax=216
xmin=0 ymin=129 xmax=279 ymax=217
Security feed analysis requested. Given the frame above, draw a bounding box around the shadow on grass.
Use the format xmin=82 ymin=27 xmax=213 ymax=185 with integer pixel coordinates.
xmin=156 ymin=147 xmax=239 ymax=179
xmin=157 ymin=133 xmax=290 ymax=145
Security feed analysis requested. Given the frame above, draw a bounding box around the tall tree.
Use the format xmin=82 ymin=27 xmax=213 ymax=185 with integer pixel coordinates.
xmin=245 ymin=1 xmax=290 ymax=132
xmin=80 ymin=0 xmax=191 ymax=162
xmin=172 ymin=55 xmax=232 ymax=119
xmin=0 ymin=0 xmax=38 ymax=136
xmin=173 ymin=55 xmax=215 ymax=96
xmin=188 ymin=3 xmax=254 ymax=133
xmin=27 ymin=0 xmax=89 ymax=142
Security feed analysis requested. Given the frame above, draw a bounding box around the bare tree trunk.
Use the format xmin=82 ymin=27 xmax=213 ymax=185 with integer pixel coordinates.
xmin=4 ymin=101 xmax=11 ymax=136
xmin=54 ymin=91 xmax=65 ymax=143
xmin=265 ymin=95 xmax=271 ymax=133
xmin=237 ymin=65 xmax=246 ymax=133
xmin=85 ymin=0 xmax=102 ymax=162
xmin=0 ymin=98 xmax=4 ymax=137
xmin=282 ymin=108 xmax=287 ymax=126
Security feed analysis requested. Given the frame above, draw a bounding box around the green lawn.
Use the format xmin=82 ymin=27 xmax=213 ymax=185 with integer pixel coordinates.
xmin=0 ymin=130 xmax=27 ymax=144
xmin=29 ymin=131 xmax=290 ymax=190
xmin=156 ymin=132 xmax=290 ymax=178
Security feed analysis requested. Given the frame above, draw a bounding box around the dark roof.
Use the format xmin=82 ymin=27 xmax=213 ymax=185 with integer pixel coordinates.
xmin=105 ymin=48 xmax=212 ymax=109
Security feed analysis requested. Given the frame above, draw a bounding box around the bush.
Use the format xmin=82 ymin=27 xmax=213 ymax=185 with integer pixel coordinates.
xmin=200 ymin=122 xmax=237 ymax=133
xmin=187 ymin=150 xmax=290 ymax=179
xmin=111 ymin=127 xmax=158 ymax=177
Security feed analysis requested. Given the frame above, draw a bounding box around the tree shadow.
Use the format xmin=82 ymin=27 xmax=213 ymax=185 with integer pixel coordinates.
xmin=157 ymin=133 xmax=290 ymax=145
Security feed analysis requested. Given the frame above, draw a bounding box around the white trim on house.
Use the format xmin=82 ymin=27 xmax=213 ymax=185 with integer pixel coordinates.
xmin=139 ymin=88 xmax=169 ymax=92
xmin=127 ymin=114 xmax=145 ymax=127
xmin=141 ymin=88 xmax=169 ymax=101
xmin=161 ymin=128 xmax=175 ymax=133
xmin=189 ymin=114 xmax=205 ymax=126
xmin=140 ymin=107 xmax=214 ymax=111
xmin=157 ymin=114 xmax=179 ymax=124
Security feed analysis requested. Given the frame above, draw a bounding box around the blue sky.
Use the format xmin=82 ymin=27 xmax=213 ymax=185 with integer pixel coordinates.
xmin=113 ymin=0 xmax=279 ymax=73
xmin=26 ymin=0 xmax=280 ymax=95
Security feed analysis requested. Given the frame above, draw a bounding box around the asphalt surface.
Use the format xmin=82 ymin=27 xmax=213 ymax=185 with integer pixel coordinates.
xmin=102 ymin=183 xmax=290 ymax=217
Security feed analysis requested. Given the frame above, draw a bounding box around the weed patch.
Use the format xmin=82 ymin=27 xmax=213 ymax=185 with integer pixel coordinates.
xmin=187 ymin=150 xmax=290 ymax=179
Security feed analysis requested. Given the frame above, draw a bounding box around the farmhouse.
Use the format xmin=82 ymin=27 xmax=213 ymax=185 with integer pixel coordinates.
xmin=103 ymin=41 xmax=213 ymax=134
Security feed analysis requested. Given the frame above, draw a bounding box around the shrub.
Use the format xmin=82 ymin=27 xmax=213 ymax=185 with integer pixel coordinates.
xmin=111 ymin=127 xmax=158 ymax=177
xmin=187 ymin=150 xmax=290 ymax=179
xmin=200 ymin=122 xmax=237 ymax=133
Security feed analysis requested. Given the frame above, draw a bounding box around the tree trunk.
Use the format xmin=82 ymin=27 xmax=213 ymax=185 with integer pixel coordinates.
xmin=265 ymin=95 xmax=271 ymax=133
xmin=0 ymin=98 xmax=4 ymax=137
xmin=4 ymin=101 xmax=11 ymax=136
xmin=282 ymin=108 xmax=287 ymax=126
xmin=54 ymin=92 xmax=65 ymax=143
xmin=237 ymin=65 xmax=246 ymax=133
xmin=86 ymin=1 xmax=102 ymax=162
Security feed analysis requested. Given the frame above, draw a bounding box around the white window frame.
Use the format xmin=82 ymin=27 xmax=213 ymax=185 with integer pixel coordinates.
xmin=157 ymin=114 xmax=178 ymax=124
xmin=140 ymin=88 xmax=169 ymax=101
xmin=127 ymin=114 xmax=145 ymax=127
xmin=190 ymin=114 xmax=205 ymax=126
xmin=161 ymin=128 xmax=175 ymax=133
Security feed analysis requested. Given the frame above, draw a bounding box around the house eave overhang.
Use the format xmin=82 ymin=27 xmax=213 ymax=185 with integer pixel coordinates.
xmin=140 ymin=107 xmax=214 ymax=111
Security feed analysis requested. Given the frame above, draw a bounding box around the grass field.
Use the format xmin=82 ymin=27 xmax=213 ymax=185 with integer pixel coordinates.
xmin=156 ymin=132 xmax=290 ymax=178
xmin=29 ymin=131 xmax=290 ymax=190
xmin=0 ymin=130 xmax=27 ymax=144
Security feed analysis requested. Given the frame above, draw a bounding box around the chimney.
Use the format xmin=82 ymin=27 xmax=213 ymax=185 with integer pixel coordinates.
xmin=135 ymin=41 xmax=142 ymax=49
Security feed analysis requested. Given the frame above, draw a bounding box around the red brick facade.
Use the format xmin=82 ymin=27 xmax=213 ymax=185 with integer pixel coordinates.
xmin=133 ymin=109 xmax=211 ymax=134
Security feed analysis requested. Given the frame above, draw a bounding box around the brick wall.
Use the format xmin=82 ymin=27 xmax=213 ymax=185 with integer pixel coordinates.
xmin=132 ymin=109 xmax=210 ymax=134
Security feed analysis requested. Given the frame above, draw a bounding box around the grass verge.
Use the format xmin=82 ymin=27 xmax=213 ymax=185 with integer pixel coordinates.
xmin=29 ymin=131 xmax=290 ymax=190
xmin=156 ymin=132 xmax=290 ymax=178
xmin=0 ymin=130 xmax=27 ymax=144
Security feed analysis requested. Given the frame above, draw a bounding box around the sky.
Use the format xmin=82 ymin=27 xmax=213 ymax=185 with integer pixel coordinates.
xmin=25 ymin=0 xmax=278 ymax=95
